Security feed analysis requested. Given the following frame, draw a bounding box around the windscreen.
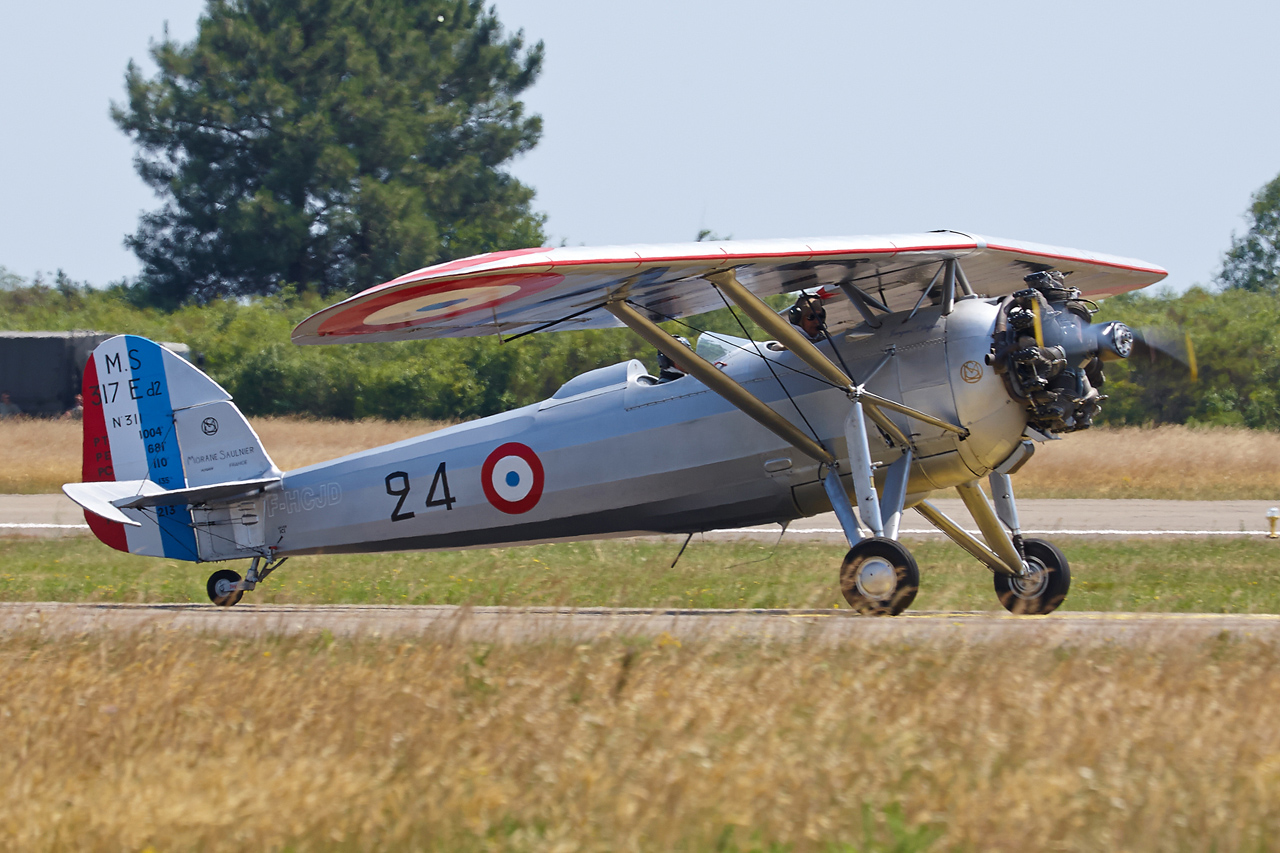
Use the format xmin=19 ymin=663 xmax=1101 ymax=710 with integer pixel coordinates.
xmin=694 ymin=332 xmax=767 ymax=365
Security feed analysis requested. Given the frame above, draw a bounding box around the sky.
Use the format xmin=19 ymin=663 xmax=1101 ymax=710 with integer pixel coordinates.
xmin=2 ymin=0 xmax=1278 ymax=293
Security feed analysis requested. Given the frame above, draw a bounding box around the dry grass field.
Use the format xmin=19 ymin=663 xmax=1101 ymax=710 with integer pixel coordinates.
xmin=4 ymin=629 xmax=1279 ymax=852
xmin=0 ymin=416 xmax=450 ymax=494
xmin=5 ymin=417 xmax=1280 ymax=499
xmin=1012 ymin=424 xmax=1280 ymax=500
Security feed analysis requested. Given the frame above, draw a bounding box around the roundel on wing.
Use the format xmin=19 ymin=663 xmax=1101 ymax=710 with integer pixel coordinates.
xmin=481 ymin=442 xmax=545 ymax=514
xmin=316 ymin=272 xmax=563 ymax=338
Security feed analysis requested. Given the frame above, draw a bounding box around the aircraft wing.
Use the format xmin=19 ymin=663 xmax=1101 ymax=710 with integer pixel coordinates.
xmin=292 ymin=231 xmax=1167 ymax=345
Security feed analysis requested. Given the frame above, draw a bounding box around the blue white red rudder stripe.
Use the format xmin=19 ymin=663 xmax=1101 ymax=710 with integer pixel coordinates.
xmin=79 ymin=335 xmax=277 ymax=560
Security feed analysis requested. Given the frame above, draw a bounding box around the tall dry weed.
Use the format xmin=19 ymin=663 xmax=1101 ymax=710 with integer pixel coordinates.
xmin=2 ymin=630 xmax=1279 ymax=851
xmin=1015 ymin=424 xmax=1280 ymax=499
xmin=0 ymin=416 xmax=448 ymax=493
xmin=0 ymin=418 xmax=80 ymax=494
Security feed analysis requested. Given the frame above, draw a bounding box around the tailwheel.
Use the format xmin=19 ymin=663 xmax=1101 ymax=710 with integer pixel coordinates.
xmin=994 ymin=538 xmax=1070 ymax=615
xmin=207 ymin=569 xmax=245 ymax=607
xmin=840 ymin=537 xmax=919 ymax=616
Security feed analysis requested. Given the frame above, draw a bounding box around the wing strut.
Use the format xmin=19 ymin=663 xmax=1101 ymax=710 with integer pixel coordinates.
xmin=603 ymin=300 xmax=834 ymax=464
xmin=703 ymin=270 xmax=969 ymax=442
xmin=837 ymin=283 xmax=887 ymax=328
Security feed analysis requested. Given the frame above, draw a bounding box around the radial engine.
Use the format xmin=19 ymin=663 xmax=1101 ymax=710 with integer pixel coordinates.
xmin=991 ymin=271 xmax=1134 ymax=433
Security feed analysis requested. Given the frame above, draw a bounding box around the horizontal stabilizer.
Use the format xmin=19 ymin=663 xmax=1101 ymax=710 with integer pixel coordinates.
xmin=112 ymin=477 xmax=281 ymax=510
xmin=64 ymin=477 xmax=281 ymax=524
xmin=63 ymin=480 xmax=161 ymax=527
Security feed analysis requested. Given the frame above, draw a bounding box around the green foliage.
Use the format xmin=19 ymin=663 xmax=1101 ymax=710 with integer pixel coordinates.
xmin=1219 ymin=171 xmax=1280 ymax=293
xmin=113 ymin=0 xmax=545 ymax=306
xmin=0 ymin=272 xmax=811 ymax=421
xmin=0 ymin=281 xmax=652 ymax=420
xmin=1096 ymin=287 xmax=1280 ymax=428
xmin=0 ymin=266 xmax=26 ymax=292
xmin=3 ymin=266 xmax=1280 ymax=428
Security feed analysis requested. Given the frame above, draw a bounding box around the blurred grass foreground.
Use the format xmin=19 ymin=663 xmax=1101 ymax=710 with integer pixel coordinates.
xmin=3 ymin=629 xmax=1279 ymax=851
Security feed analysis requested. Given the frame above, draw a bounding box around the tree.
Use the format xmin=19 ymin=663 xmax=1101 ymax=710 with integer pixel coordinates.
xmin=1096 ymin=287 xmax=1280 ymax=429
xmin=1218 ymin=172 xmax=1280 ymax=293
xmin=114 ymin=0 xmax=546 ymax=307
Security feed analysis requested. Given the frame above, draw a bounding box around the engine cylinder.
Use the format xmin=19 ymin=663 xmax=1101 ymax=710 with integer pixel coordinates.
xmin=991 ymin=272 xmax=1129 ymax=434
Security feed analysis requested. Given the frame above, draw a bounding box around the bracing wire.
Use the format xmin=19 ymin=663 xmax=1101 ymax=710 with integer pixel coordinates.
xmin=625 ymin=300 xmax=844 ymax=392
xmin=709 ymin=289 xmax=826 ymax=446
xmin=719 ymin=523 xmax=790 ymax=573
xmin=132 ymin=500 xmax=275 ymax=562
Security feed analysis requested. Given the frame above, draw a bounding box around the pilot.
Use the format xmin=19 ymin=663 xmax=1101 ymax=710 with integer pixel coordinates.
xmin=788 ymin=294 xmax=828 ymax=342
xmin=657 ymin=336 xmax=693 ymax=382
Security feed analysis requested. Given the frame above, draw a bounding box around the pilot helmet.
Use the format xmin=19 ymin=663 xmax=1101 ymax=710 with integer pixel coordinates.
xmin=788 ymin=294 xmax=826 ymax=328
xmin=658 ymin=336 xmax=692 ymax=375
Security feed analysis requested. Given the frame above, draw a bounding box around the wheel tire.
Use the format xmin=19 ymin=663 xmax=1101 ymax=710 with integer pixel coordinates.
xmin=207 ymin=569 xmax=244 ymax=607
xmin=994 ymin=538 xmax=1070 ymax=615
xmin=839 ymin=537 xmax=920 ymax=616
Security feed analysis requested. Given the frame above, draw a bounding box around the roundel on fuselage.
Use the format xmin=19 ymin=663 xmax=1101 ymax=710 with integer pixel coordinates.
xmin=481 ymin=442 xmax=544 ymax=514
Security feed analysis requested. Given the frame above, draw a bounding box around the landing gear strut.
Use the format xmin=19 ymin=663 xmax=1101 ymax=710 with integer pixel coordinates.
xmin=826 ymin=399 xmax=921 ymax=617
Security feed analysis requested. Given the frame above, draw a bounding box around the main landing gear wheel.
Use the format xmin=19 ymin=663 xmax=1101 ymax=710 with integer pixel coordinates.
xmin=207 ymin=569 xmax=244 ymax=607
xmin=840 ymin=537 xmax=920 ymax=616
xmin=994 ymin=538 xmax=1071 ymax=615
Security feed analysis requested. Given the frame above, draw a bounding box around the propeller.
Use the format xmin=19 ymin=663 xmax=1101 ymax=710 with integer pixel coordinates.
xmin=1129 ymin=327 xmax=1198 ymax=382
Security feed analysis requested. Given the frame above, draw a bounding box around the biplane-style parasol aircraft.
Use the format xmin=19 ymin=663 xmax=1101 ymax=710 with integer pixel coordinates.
xmin=64 ymin=231 xmax=1165 ymax=614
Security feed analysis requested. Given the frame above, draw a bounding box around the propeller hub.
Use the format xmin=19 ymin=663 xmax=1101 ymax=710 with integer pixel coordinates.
xmin=1095 ymin=322 xmax=1134 ymax=361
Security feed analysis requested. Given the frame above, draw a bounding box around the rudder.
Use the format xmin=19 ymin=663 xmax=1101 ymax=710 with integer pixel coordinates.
xmin=79 ymin=335 xmax=279 ymax=560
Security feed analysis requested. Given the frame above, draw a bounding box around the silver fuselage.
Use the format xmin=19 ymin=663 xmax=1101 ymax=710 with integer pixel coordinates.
xmin=194 ymin=299 xmax=1026 ymax=559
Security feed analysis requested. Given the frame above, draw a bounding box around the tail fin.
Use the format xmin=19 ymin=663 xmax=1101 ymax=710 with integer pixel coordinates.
xmin=73 ymin=335 xmax=280 ymax=560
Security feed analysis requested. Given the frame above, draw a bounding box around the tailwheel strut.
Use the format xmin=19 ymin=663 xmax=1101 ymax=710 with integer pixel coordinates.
xmin=205 ymin=555 xmax=288 ymax=607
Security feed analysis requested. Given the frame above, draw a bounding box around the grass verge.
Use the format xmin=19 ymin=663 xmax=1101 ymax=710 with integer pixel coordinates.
xmin=6 ymin=536 xmax=1280 ymax=613
xmin=3 ymin=629 xmax=1280 ymax=851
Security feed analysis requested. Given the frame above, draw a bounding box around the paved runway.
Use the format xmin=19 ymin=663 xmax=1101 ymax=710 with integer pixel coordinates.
xmin=3 ymin=601 xmax=1279 ymax=644
xmin=0 ymin=494 xmax=91 ymax=537
xmin=6 ymin=494 xmax=1279 ymax=644
xmin=5 ymin=494 xmax=1278 ymax=541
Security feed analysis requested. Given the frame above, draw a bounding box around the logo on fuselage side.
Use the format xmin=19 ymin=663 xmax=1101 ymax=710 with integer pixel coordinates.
xmin=481 ymin=442 xmax=544 ymax=514
xmin=961 ymin=360 xmax=983 ymax=384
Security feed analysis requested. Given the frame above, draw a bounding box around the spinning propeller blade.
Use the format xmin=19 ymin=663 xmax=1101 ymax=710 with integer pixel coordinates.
xmin=1130 ymin=327 xmax=1199 ymax=382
